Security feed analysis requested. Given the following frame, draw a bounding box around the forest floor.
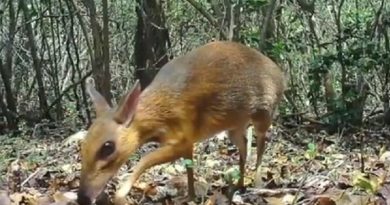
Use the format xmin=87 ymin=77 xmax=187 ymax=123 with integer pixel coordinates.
xmin=1 ymin=121 xmax=390 ymax=205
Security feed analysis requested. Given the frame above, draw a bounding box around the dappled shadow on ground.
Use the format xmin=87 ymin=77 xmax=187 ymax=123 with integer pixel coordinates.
xmin=1 ymin=122 xmax=390 ymax=205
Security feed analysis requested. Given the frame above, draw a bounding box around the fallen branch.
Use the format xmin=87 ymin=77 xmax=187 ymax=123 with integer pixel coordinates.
xmin=242 ymin=188 xmax=300 ymax=197
xmin=21 ymin=168 xmax=43 ymax=187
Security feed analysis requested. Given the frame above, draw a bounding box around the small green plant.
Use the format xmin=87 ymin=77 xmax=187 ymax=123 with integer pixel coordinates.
xmin=352 ymin=171 xmax=382 ymax=195
xmin=304 ymin=143 xmax=318 ymax=160
xmin=183 ymin=159 xmax=194 ymax=169
xmin=223 ymin=167 xmax=241 ymax=186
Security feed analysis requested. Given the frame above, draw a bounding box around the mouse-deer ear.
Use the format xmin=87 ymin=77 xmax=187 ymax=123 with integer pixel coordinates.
xmin=114 ymin=80 xmax=141 ymax=125
xmin=86 ymin=77 xmax=111 ymax=116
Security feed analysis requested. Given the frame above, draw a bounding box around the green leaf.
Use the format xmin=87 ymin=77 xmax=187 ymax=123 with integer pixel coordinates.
xmin=308 ymin=143 xmax=316 ymax=151
xmin=224 ymin=167 xmax=241 ymax=182
xmin=305 ymin=143 xmax=317 ymax=160
xmin=183 ymin=159 xmax=194 ymax=168
xmin=352 ymin=172 xmax=379 ymax=194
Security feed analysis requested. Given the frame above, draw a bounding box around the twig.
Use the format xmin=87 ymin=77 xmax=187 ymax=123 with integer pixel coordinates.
xmin=184 ymin=0 xmax=227 ymax=39
xmin=292 ymin=160 xmax=313 ymax=204
xmin=242 ymin=187 xmax=300 ymax=197
xmin=21 ymin=168 xmax=42 ymax=187
xmin=46 ymin=70 xmax=93 ymax=112
xmin=359 ymin=131 xmax=365 ymax=173
xmin=370 ymin=0 xmax=385 ymax=39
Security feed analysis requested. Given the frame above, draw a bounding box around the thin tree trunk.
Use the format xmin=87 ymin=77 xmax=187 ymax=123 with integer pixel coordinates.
xmin=0 ymin=60 xmax=18 ymax=129
xmin=224 ymin=0 xmax=242 ymax=41
xmin=20 ymin=0 xmax=50 ymax=119
xmin=259 ymin=0 xmax=277 ymax=51
xmin=82 ymin=0 xmax=112 ymax=105
xmin=382 ymin=16 xmax=390 ymax=124
xmin=134 ymin=0 xmax=171 ymax=89
xmin=1 ymin=0 xmax=18 ymax=129
xmin=331 ymin=0 xmax=346 ymax=102
xmin=48 ymin=0 xmax=63 ymax=120
xmin=102 ymin=0 xmax=110 ymax=96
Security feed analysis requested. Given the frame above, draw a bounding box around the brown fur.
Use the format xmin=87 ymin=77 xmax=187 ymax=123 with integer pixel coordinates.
xmin=77 ymin=41 xmax=285 ymax=205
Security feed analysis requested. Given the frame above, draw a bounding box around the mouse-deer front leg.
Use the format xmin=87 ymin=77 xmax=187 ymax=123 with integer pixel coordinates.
xmin=113 ymin=142 xmax=192 ymax=205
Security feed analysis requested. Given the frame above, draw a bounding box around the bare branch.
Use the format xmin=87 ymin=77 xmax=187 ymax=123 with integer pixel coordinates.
xmin=184 ymin=0 xmax=227 ymax=39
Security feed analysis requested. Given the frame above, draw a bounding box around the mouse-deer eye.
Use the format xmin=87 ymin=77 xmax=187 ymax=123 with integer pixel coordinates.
xmin=98 ymin=141 xmax=115 ymax=159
